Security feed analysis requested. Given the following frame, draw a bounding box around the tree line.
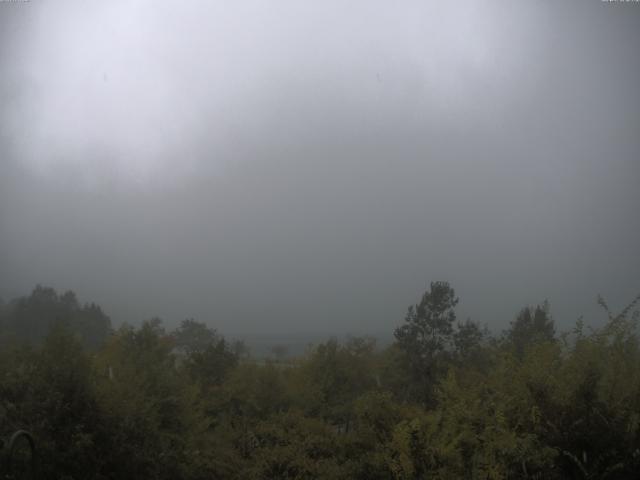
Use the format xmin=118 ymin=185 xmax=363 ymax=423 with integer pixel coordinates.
xmin=1 ymin=282 xmax=639 ymax=479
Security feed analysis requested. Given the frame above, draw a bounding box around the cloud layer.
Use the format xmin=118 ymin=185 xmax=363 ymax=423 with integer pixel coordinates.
xmin=1 ymin=0 xmax=639 ymax=334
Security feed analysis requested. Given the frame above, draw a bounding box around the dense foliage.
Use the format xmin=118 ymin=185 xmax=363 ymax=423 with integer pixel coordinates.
xmin=1 ymin=283 xmax=639 ymax=479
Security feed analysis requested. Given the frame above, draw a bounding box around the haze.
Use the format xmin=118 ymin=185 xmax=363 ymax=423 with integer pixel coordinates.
xmin=1 ymin=0 xmax=638 ymax=336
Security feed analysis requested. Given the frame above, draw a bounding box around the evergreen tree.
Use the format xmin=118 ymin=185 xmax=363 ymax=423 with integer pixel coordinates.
xmin=394 ymin=281 xmax=458 ymax=405
xmin=507 ymin=301 xmax=555 ymax=357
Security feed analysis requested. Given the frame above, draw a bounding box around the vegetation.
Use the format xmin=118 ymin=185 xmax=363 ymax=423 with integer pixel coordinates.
xmin=1 ymin=283 xmax=639 ymax=479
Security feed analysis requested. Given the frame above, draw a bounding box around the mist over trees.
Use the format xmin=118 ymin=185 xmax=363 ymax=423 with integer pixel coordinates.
xmin=0 ymin=285 xmax=111 ymax=350
xmin=1 ymin=1 xmax=637 ymax=478
xmin=1 ymin=284 xmax=639 ymax=479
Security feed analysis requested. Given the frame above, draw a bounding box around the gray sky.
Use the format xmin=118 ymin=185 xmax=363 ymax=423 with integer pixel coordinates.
xmin=1 ymin=0 xmax=639 ymax=336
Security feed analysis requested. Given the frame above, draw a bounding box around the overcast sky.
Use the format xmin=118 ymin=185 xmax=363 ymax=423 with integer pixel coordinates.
xmin=1 ymin=0 xmax=638 ymax=336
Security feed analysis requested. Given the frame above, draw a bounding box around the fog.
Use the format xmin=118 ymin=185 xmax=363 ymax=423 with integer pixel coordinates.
xmin=1 ymin=0 xmax=638 ymax=336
